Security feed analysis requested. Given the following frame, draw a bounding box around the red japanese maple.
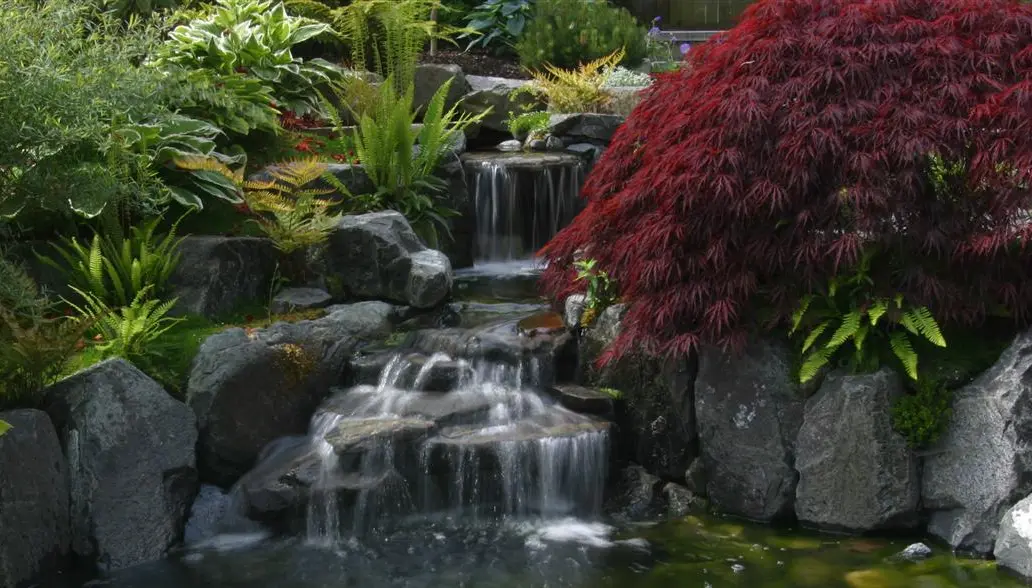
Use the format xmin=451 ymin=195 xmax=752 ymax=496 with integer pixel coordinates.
xmin=540 ymin=0 xmax=1032 ymax=364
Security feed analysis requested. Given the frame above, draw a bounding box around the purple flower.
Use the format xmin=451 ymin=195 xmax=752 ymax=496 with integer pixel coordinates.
xmin=648 ymin=26 xmax=660 ymax=36
xmin=680 ymin=42 xmax=691 ymax=55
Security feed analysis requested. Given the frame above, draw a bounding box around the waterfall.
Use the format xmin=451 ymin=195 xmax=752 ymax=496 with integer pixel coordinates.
xmin=464 ymin=153 xmax=587 ymax=264
xmin=288 ymin=349 xmax=609 ymax=544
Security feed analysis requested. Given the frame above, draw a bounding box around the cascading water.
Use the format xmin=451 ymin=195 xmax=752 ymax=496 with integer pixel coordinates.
xmin=289 ymin=345 xmax=608 ymax=545
xmin=462 ymin=153 xmax=587 ymax=264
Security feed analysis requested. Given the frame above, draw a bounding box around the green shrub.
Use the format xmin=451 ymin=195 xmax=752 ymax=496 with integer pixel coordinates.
xmin=505 ymin=111 xmax=550 ymax=140
xmin=516 ymin=0 xmax=646 ymax=70
xmin=0 ymin=0 xmax=169 ymax=219
xmin=892 ymin=380 xmax=952 ymax=449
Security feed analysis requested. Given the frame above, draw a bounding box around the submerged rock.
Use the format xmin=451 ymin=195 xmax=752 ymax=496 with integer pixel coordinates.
xmin=348 ymin=351 xmax=473 ymax=392
xmin=994 ymin=494 xmax=1032 ymax=579
xmin=550 ymin=385 xmax=614 ymax=415
xmin=795 ymin=369 xmax=920 ymax=532
xmin=606 ymin=465 xmax=663 ymax=520
xmin=0 ymin=409 xmax=70 ymax=587
xmin=662 ymin=483 xmax=705 ymax=517
xmin=695 ymin=337 xmax=803 ymax=522
xmin=188 ymin=302 xmax=395 ymax=486
xmin=897 ymin=542 xmax=933 ymax=562
xmin=45 ymin=360 xmax=198 ymax=572
xmin=922 ymin=330 xmax=1032 ymax=554
xmin=326 ymin=212 xmax=453 ymax=309
xmin=170 ymin=236 xmax=278 ymax=318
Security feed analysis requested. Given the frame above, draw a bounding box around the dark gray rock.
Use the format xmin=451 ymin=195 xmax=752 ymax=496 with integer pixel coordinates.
xmin=170 ymin=236 xmax=278 ymax=319
xmin=526 ymin=138 xmax=547 ymax=151
xmin=461 ymin=75 xmax=542 ymax=133
xmin=548 ymin=113 xmax=625 ymax=143
xmin=694 ymin=337 xmax=803 ymax=522
xmin=662 ymin=483 xmax=704 ymax=517
xmin=794 ymin=369 xmax=920 ymax=532
xmin=566 ymin=142 xmax=604 ymax=162
xmin=324 ymin=417 xmax=435 ymax=455
xmin=579 ymin=304 xmax=697 ymax=482
xmin=684 ymin=456 xmax=707 ymax=495
xmin=187 ymin=302 xmax=395 ymax=485
xmin=550 ymin=385 xmax=614 ymax=415
xmin=544 ymin=135 xmax=564 ymax=151
xmin=0 ymin=409 xmax=70 ymax=588
xmin=922 ymin=330 xmax=1032 ymax=555
xmin=605 ymin=465 xmax=663 ymax=520
xmin=270 ymin=287 xmax=333 ymax=314
xmin=348 ymin=351 xmax=473 ymax=392
xmin=994 ymin=494 xmax=1032 ymax=579
xmin=326 ymin=212 xmax=453 ymax=309
xmin=414 ymin=64 xmax=470 ymax=117
xmin=44 ymin=360 xmax=197 ymax=572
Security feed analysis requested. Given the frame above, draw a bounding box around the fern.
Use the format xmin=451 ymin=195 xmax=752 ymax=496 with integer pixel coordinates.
xmin=790 ymin=251 xmax=948 ymax=383
xmin=67 ymin=285 xmax=182 ymax=361
xmin=522 ymin=48 xmax=625 ymax=114
xmin=242 ymin=158 xmax=343 ymax=253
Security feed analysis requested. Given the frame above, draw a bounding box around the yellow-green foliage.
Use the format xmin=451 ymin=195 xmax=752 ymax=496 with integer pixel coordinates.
xmin=0 ymin=419 xmax=9 ymax=436
xmin=275 ymin=342 xmax=319 ymax=385
xmin=242 ymin=158 xmax=351 ymax=253
xmin=521 ymin=49 xmax=625 ymax=114
xmin=790 ymin=252 xmax=947 ymax=383
xmin=574 ymin=257 xmax=617 ymax=327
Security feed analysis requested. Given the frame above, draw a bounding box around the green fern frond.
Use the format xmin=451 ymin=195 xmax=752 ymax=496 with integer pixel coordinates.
xmin=827 ymin=309 xmax=862 ymax=348
xmin=802 ymin=320 xmax=830 ymax=354
xmin=790 ymin=295 xmax=812 ymax=335
xmin=868 ymin=299 xmax=888 ymax=326
xmin=799 ymin=347 xmax=832 ymax=383
xmin=890 ymin=331 xmax=919 ymax=380
xmin=902 ymin=306 xmax=947 ymax=347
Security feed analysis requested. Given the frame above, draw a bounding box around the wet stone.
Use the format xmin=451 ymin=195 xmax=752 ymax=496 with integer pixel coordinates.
xmin=550 ymin=385 xmax=614 ymax=415
xmin=324 ymin=417 xmax=436 ymax=455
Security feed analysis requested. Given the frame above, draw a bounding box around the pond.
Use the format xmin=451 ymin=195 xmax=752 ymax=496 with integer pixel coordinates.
xmin=93 ymin=512 xmax=1025 ymax=588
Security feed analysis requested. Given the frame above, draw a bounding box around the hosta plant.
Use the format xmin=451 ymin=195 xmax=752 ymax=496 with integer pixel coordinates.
xmin=154 ymin=0 xmax=344 ymax=116
xmin=460 ymin=0 xmax=534 ymax=54
xmin=539 ymin=0 xmax=1032 ymax=365
xmin=790 ymin=251 xmax=946 ymax=383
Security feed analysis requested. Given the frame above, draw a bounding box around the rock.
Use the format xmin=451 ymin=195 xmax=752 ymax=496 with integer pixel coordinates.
xmin=566 ymin=142 xmax=604 ymax=162
xmin=898 ymin=542 xmax=933 ymax=562
xmin=413 ymin=64 xmax=470 ymax=117
xmin=548 ymin=113 xmax=625 ymax=143
xmin=662 ymin=483 xmax=704 ymax=517
xmin=447 ymin=130 xmax=467 ymax=156
xmin=326 ymin=212 xmax=453 ymax=309
xmin=550 ymin=385 xmax=614 ymax=415
xmin=432 ymin=159 xmax=474 ymax=270
xmin=545 ymin=135 xmax=564 ymax=151
xmin=44 ymin=360 xmax=198 ymax=572
xmin=994 ymin=494 xmax=1032 ymax=579
xmin=922 ymin=330 xmax=1032 ymax=554
xmin=794 ymin=369 xmax=920 ymax=532
xmin=187 ymin=302 xmax=396 ymax=485
xmin=461 ymin=75 xmax=542 ymax=133
xmin=605 ymin=465 xmax=663 ymax=520
xmin=498 ymin=139 xmax=523 ymax=152
xmin=563 ymin=294 xmax=586 ymax=328
xmin=684 ymin=456 xmax=707 ymax=495
xmin=579 ymin=304 xmax=697 ymax=481
xmin=607 ymin=86 xmax=647 ymax=116
xmin=0 ymin=409 xmax=70 ymax=587
xmin=526 ymin=138 xmax=547 ymax=151
xmin=170 ymin=236 xmax=278 ymax=319
xmin=324 ymin=163 xmax=376 ymax=197
xmin=324 ymin=417 xmax=436 ymax=455
xmin=694 ymin=337 xmax=803 ymax=522
xmin=270 ymin=287 xmax=333 ymax=314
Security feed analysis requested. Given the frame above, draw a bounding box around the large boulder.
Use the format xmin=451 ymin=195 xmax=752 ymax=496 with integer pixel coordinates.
xmin=994 ymin=494 xmax=1032 ymax=580
xmin=43 ymin=360 xmax=198 ymax=572
xmin=922 ymin=330 xmax=1032 ymax=555
xmin=578 ymin=304 xmax=697 ymax=481
xmin=170 ymin=236 xmax=278 ymax=319
xmin=460 ymin=75 xmax=543 ymax=133
xmin=694 ymin=337 xmax=804 ymax=522
xmin=0 ymin=409 xmax=70 ymax=588
xmin=187 ymin=302 xmax=396 ymax=486
xmin=794 ymin=369 xmax=920 ymax=532
xmin=414 ymin=64 xmax=470 ymax=117
xmin=326 ymin=212 xmax=453 ymax=308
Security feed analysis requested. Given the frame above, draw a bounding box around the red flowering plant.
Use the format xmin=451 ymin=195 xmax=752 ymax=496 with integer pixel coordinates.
xmin=540 ymin=0 xmax=1032 ymax=368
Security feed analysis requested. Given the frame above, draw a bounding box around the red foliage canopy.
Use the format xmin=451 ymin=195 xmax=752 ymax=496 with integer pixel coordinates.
xmin=540 ymin=0 xmax=1032 ymax=363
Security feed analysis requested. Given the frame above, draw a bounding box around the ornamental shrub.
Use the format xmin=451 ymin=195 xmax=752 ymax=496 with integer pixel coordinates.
xmin=539 ymin=0 xmax=1032 ymax=364
xmin=516 ymin=0 xmax=646 ymax=70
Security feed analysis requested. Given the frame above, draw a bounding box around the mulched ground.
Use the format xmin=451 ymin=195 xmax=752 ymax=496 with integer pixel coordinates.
xmin=419 ymin=49 xmax=530 ymax=79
